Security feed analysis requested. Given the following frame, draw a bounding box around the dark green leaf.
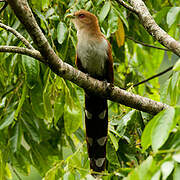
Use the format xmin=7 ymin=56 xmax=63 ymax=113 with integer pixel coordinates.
xmin=30 ymin=83 xmax=45 ymax=119
xmin=10 ymin=122 xmax=22 ymax=153
xmin=22 ymin=56 xmax=40 ymax=89
xmin=22 ymin=114 xmax=40 ymax=143
xmin=14 ymin=83 xmax=27 ymax=119
xmin=0 ymin=111 xmax=15 ymax=130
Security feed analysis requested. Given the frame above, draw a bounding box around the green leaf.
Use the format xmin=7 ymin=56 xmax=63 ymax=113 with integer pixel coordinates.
xmin=173 ymin=163 xmax=180 ymax=180
xmin=22 ymin=56 xmax=40 ymax=89
xmin=108 ymin=8 xmax=118 ymax=34
xmin=64 ymin=99 xmax=82 ymax=136
xmin=57 ymin=22 xmax=68 ymax=44
xmin=99 ymin=1 xmax=111 ymax=23
xmin=43 ymin=93 xmax=53 ymax=123
xmin=54 ymin=96 xmax=65 ymax=125
xmin=167 ymin=7 xmax=180 ymax=27
xmin=14 ymin=83 xmax=27 ymax=120
xmin=114 ymin=7 xmax=129 ymax=30
xmin=42 ymin=0 xmax=49 ymax=10
xmin=106 ymin=141 xmax=120 ymax=166
xmin=109 ymin=132 xmax=119 ymax=151
xmin=30 ymin=83 xmax=45 ymax=119
xmin=11 ymin=152 xmax=30 ymax=176
xmin=0 ymin=111 xmax=15 ymax=130
xmin=173 ymin=151 xmax=180 ymax=163
xmin=45 ymin=167 xmax=57 ymax=180
xmin=155 ymin=7 xmax=171 ymax=24
xmin=126 ymin=156 xmax=154 ymax=180
xmin=152 ymin=108 xmax=175 ymax=151
xmin=173 ymin=59 xmax=180 ymax=71
xmin=116 ymin=110 xmax=136 ymax=136
xmin=22 ymin=114 xmax=40 ymax=143
xmin=10 ymin=122 xmax=23 ymax=153
xmin=137 ymin=156 xmax=154 ymax=180
xmin=151 ymin=170 xmax=161 ymax=180
xmin=141 ymin=113 xmax=160 ymax=151
xmin=161 ymin=161 xmax=174 ymax=180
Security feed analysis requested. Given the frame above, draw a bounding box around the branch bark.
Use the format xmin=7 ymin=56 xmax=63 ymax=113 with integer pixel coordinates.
xmin=0 ymin=46 xmax=44 ymax=62
xmin=127 ymin=0 xmax=180 ymax=57
xmin=126 ymin=36 xmax=170 ymax=51
xmin=5 ymin=0 xmax=170 ymax=115
xmin=0 ymin=22 xmax=34 ymax=49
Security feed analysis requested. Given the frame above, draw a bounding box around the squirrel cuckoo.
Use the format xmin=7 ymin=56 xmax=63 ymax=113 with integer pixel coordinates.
xmin=67 ymin=10 xmax=114 ymax=173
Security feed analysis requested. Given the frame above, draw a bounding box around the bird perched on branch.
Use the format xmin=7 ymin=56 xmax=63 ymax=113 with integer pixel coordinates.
xmin=66 ymin=10 xmax=114 ymax=173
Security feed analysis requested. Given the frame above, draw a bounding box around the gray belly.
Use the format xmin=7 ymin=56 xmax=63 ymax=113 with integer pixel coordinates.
xmin=77 ymin=39 xmax=108 ymax=78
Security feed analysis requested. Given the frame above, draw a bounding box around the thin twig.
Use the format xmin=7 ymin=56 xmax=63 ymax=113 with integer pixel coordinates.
xmin=0 ymin=45 xmax=45 ymax=62
xmin=115 ymin=0 xmax=137 ymax=14
xmin=0 ymin=22 xmax=34 ymax=49
xmin=126 ymin=36 xmax=170 ymax=51
xmin=132 ymin=66 xmax=173 ymax=88
xmin=11 ymin=166 xmax=23 ymax=180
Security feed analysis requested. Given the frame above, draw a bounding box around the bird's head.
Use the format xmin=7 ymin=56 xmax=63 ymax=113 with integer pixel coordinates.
xmin=66 ymin=10 xmax=100 ymax=32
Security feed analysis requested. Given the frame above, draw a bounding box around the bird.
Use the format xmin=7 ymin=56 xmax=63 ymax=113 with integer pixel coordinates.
xmin=66 ymin=10 xmax=114 ymax=173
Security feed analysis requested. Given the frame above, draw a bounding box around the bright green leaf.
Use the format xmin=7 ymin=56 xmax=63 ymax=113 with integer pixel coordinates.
xmin=57 ymin=22 xmax=68 ymax=44
xmin=167 ymin=7 xmax=180 ymax=27
xmin=43 ymin=93 xmax=53 ymax=123
xmin=173 ymin=151 xmax=180 ymax=163
xmin=173 ymin=59 xmax=180 ymax=71
xmin=152 ymin=108 xmax=175 ymax=151
xmin=151 ymin=170 xmax=161 ymax=180
xmin=141 ymin=113 xmax=159 ymax=151
xmin=109 ymin=132 xmax=119 ymax=151
xmin=108 ymin=8 xmax=118 ymax=34
xmin=64 ymin=99 xmax=82 ymax=136
xmin=173 ymin=163 xmax=180 ymax=180
xmin=99 ymin=1 xmax=111 ymax=23
xmin=161 ymin=161 xmax=174 ymax=180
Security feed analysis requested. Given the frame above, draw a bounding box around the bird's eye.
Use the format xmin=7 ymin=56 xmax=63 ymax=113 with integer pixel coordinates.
xmin=78 ymin=14 xmax=85 ymax=18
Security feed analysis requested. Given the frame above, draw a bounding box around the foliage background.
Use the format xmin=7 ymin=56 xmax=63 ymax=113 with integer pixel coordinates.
xmin=0 ymin=0 xmax=180 ymax=179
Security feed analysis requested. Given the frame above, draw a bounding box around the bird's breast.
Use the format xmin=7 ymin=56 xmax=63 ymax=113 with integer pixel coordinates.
xmin=77 ymin=37 xmax=108 ymax=78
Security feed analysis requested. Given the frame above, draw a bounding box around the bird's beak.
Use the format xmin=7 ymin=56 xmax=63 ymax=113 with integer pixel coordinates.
xmin=65 ymin=13 xmax=75 ymax=19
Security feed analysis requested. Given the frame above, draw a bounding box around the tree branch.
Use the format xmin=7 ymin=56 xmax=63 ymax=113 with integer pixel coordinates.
xmin=0 ymin=45 xmax=44 ymax=62
xmin=132 ymin=66 xmax=173 ymax=88
xmin=127 ymin=0 xmax=180 ymax=57
xmin=0 ymin=22 xmax=34 ymax=49
xmin=115 ymin=0 xmax=137 ymax=14
xmin=6 ymin=0 xmax=170 ymax=115
xmin=126 ymin=36 xmax=170 ymax=51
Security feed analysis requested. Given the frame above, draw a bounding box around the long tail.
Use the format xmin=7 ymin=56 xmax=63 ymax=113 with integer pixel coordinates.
xmin=85 ymin=93 xmax=108 ymax=172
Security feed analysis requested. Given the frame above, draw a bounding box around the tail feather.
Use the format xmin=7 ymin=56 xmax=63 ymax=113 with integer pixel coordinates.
xmin=85 ymin=93 xmax=108 ymax=172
